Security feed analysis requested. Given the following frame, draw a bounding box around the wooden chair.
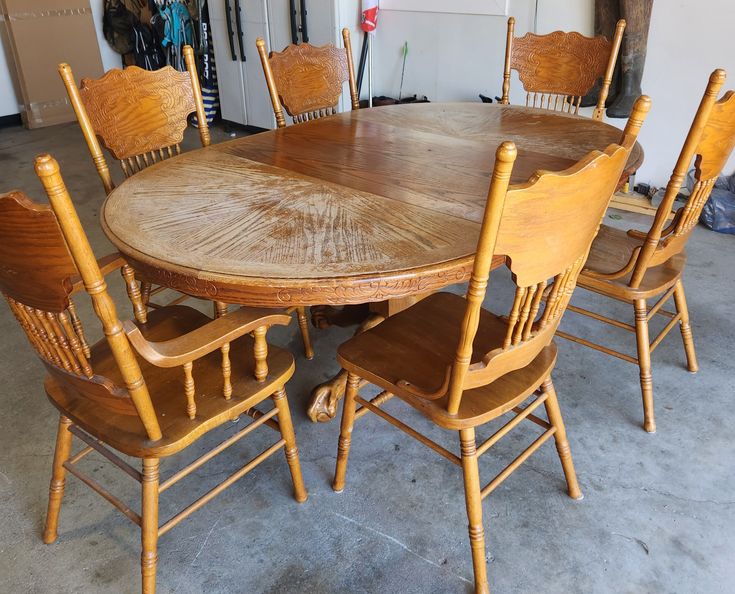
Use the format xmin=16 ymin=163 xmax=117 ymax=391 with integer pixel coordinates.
xmin=256 ymin=28 xmax=359 ymax=128
xmin=58 ymin=46 xmax=314 ymax=359
xmin=0 ymin=155 xmax=307 ymax=594
xmin=58 ymin=45 xmax=209 ymax=194
xmin=557 ymin=69 xmax=735 ymax=433
xmin=330 ymin=97 xmax=651 ymax=593
xmin=500 ymin=17 xmax=626 ymax=120
xmin=254 ymin=30 xmax=358 ymax=352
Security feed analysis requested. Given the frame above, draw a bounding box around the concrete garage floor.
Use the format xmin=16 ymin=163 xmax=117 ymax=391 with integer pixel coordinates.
xmin=0 ymin=121 xmax=733 ymax=594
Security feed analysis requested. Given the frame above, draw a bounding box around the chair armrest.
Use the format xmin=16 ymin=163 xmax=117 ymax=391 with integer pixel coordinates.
xmin=581 ymin=245 xmax=640 ymax=281
xmin=123 ymin=306 xmax=293 ymax=368
xmin=396 ymin=368 xmax=450 ymax=401
xmin=71 ymin=252 xmax=127 ymax=293
xmin=626 ymin=229 xmax=648 ymax=241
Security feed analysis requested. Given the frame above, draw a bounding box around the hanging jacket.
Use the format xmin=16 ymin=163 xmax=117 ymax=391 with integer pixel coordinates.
xmin=156 ymin=1 xmax=195 ymax=70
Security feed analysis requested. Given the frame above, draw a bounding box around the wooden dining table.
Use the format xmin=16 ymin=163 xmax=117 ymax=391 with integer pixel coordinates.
xmin=102 ymin=102 xmax=643 ymax=422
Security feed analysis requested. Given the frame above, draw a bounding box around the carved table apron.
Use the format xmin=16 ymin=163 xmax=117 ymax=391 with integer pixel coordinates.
xmin=102 ymin=102 xmax=643 ymax=422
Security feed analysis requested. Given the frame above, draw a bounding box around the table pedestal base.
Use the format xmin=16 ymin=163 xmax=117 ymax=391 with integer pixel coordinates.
xmin=306 ymin=294 xmax=431 ymax=423
xmin=307 ymin=313 xmax=385 ymax=422
xmin=310 ymin=303 xmax=371 ymax=329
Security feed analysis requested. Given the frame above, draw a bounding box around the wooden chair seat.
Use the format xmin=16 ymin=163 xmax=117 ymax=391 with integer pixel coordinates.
xmin=45 ymin=305 xmax=295 ymax=459
xmin=579 ymin=224 xmax=687 ymax=300
xmin=338 ymin=292 xmax=556 ymax=429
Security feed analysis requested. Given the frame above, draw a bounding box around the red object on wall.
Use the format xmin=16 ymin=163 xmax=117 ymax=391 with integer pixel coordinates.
xmin=361 ymin=0 xmax=379 ymax=32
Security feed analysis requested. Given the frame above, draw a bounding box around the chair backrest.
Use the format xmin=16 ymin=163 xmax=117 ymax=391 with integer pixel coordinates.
xmin=441 ymin=96 xmax=650 ymax=414
xmin=626 ymin=69 xmax=735 ymax=287
xmin=500 ymin=17 xmax=625 ymax=121
xmin=0 ymin=156 xmax=162 ymax=441
xmin=256 ymin=28 xmax=359 ymax=128
xmin=58 ymin=45 xmax=209 ymax=195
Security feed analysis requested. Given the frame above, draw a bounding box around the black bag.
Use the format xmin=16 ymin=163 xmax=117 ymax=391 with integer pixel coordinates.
xmin=131 ymin=21 xmax=166 ymax=70
xmin=689 ymin=170 xmax=735 ymax=235
xmin=103 ymin=0 xmax=165 ymax=70
xmin=102 ymin=0 xmax=137 ymax=55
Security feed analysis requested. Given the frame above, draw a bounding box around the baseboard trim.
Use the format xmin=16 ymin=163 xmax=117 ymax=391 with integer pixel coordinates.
xmin=0 ymin=113 xmax=22 ymax=128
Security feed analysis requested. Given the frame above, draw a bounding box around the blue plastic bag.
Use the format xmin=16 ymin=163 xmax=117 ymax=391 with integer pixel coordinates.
xmin=688 ymin=170 xmax=735 ymax=234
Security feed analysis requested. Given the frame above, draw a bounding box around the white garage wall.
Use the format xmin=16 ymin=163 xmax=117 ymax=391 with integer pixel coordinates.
xmin=0 ymin=21 xmax=20 ymax=117
xmin=370 ymin=0 xmax=735 ymax=186
xmin=370 ymin=0 xmax=592 ymax=104
xmin=635 ymin=0 xmax=735 ymax=186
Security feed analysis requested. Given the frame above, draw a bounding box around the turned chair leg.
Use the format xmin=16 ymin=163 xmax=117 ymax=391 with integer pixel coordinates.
xmin=296 ymin=306 xmax=314 ymax=360
xmin=272 ymin=388 xmax=308 ymax=502
xmin=140 ymin=282 xmax=152 ymax=306
xmin=673 ymin=280 xmax=699 ymax=373
xmin=141 ymin=458 xmax=159 ymax=594
xmin=214 ymin=301 xmax=228 ymax=318
xmin=633 ymin=299 xmax=656 ymax=433
xmin=122 ymin=265 xmax=148 ymax=324
xmin=332 ymin=372 xmax=360 ymax=493
xmin=541 ymin=378 xmax=582 ymax=500
xmin=43 ymin=415 xmax=73 ymax=544
xmin=459 ymin=428 xmax=490 ymax=594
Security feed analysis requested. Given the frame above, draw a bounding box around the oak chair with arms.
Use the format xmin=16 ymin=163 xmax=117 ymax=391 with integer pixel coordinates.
xmin=256 ymin=28 xmax=359 ymax=129
xmin=500 ymin=16 xmax=626 ymax=120
xmin=0 ymin=155 xmax=307 ymax=594
xmin=331 ymin=96 xmax=651 ymax=594
xmin=58 ymin=46 xmax=314 ymax=359
xmin=558 ymin=69 xmax=735 ymax=433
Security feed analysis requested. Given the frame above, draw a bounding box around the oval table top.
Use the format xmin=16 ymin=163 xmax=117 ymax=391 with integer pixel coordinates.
xmin=102 ymin=103 xmax=643 ymax=307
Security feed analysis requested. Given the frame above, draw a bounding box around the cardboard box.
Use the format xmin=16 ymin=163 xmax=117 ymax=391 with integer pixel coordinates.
xmin=0 ymin=0 xmax=103 ymax=128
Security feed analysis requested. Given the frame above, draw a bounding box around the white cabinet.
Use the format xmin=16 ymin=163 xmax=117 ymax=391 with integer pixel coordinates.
xmin=209 ymin=0 xmax=361 ymax=129
xmin=209 ymin=0 xmax=269 ymax=127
